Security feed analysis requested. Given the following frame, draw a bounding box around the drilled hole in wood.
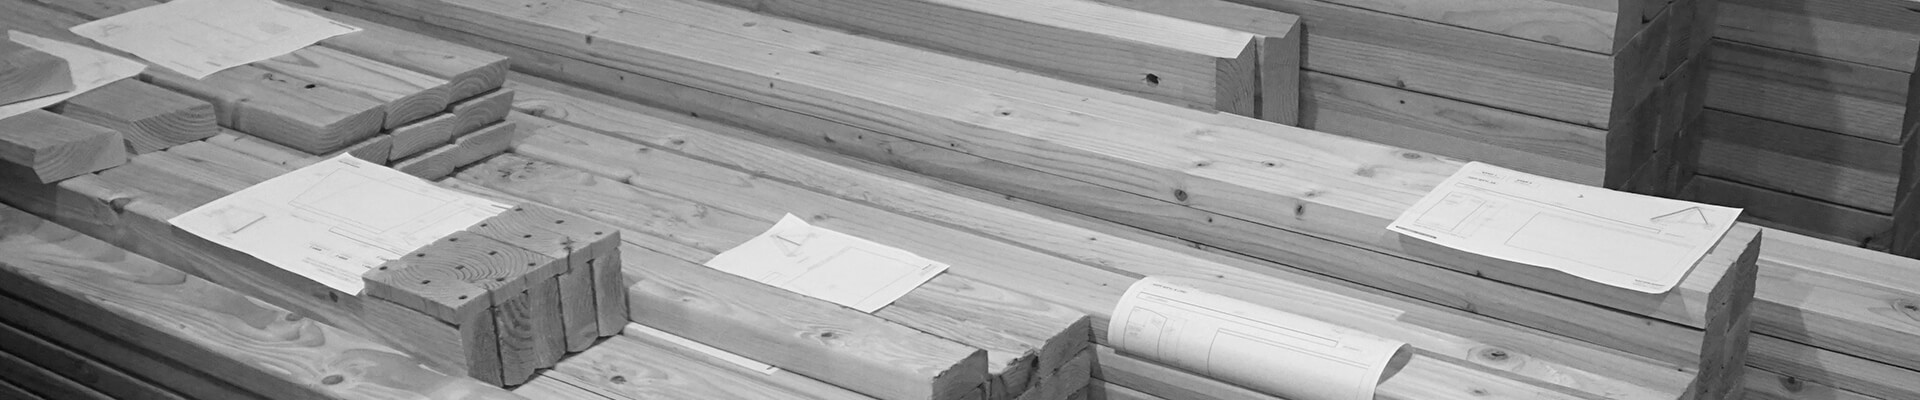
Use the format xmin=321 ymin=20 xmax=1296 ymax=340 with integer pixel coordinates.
xmin=479 ymin=223 xmax=489 ymax=227
xmin=1144 ymin=73 xmax=1160 ymax=86
xmin=523 ymin=234 xmax=533 ymax=238
xmin=555 ymin=219 xmax=565 ymax=224
xmin=495 ymin=277 xmax=506 ymax=282
xmin=488 ymin=251 xmax=498 ymax=255
xmin=416 ymin=253 xmax=426 ymax=257
xmin=526 ymin=262 xmax=536 ymax=267
xmin=454 ymin=265 xmax=465 ymax=270
xmin=448 ymin=237 xmax=459 ymax=242
xmin=457 ymin=295 xmax=468 ymax=300
xmin=420 ymin=280 xmax=431 ymax=285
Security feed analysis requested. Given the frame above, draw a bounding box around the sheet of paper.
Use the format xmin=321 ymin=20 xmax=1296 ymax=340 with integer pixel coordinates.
xmin=624 ymin=323 xmax=782 ymax=375
xmin=171 ymin=154 xmax=509 ymax=294
xmin=1387 ymin=162 xmax=1740 ymax=293
xmin=0 ymin=32 xmax=145 ymax=119
xmin=70 ymin=0 xmax=358 ymax=79
xmin=705 ymin=214 xmax=949 ymax=313
xmin=1109 ymin=277 xmax=1412 ymax=400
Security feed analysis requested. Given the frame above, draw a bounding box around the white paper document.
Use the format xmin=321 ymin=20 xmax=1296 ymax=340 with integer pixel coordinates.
xmin=1388 ymin=162 xmax=1740 ymax=293
xmin=624 ymin=323 xmax=782 ymax=375
xmin=70 ymin=0 xmax=359 ymax=79
xmin=705 ymin=214 xmax=949 ymax=313
xmin=1109 ymin=277 xmax=1412 ymax=400
xmin=0 ymin=32 xmax=145 ymax=119
xmin=171 ymin=154 xmax=509 ymax=294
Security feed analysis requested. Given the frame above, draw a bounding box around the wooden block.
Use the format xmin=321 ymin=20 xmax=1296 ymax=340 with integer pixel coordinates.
xmin=203 ymin=130 xmax=315 ymax=169
xmin=392 ymin=120 xmax=514 ymax=180
xmin=0 ymin=204 xmax=523 ymax=398
xmin=365 ymin=231 xmax=562 ymax=323
xmin=525 ymin=275 xmax=565 ymax=365
xmin=541 ymin=331 xmax=874 ymax=399
xmin=703 ymin=0 xmax=1262 ymax=118
xmin=449 ymin=89 xmax=515 ymax=138
xmin=54 ymin=79 xmax=216 ymax=154
xmin=255 ymin=46 xmax=452 ymax=129
xmin=491 ymin=290 xmax=538 ymax=386
xmin=1076 ymin=0 xmax=1303 ymax=124
xmin=295 ymin=2 xmax=512 ymax=100
xmin=0 ymin=39 xmax=72 ymax=105
xmin=390 ymin=113 xmax=457 ymax=159
xmin=331 ymin=133 xmax=395 ymax=165
xmin=490 ymin=202 xmax=624 ymax=338
xmin=0 ymin=109 xmax=127 ymax=183
xmin=143 ymin=65 xmax=385 ymax=154
xmin=363 ymin=294 xmax=506 ymax=386
xmin=463 ymin=206 xmax=602 ymax=353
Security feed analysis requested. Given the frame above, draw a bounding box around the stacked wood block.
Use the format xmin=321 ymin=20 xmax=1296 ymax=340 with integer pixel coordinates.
xmin=480 ymin=75 xmax=1717 ymax=400
xmin=0 ymin=39 xmax=72 ymax=105
xmin=5 ymin=0 xmax=514 ymax=180
xmin=703 ymin=0 xmax=1301 ymax=125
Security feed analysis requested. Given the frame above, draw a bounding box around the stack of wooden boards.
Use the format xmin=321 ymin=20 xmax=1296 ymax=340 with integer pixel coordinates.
xmin=0 ymin=0 xmax=519 ymax=182
xmin=288 ymin=0 xmax=1920 ymax=398
xmin=0 ymin=0 xmax=619 ymax=389
xmin=1683 ymin=0 xmax=1920 ymax=247
xmin=360 ymin=203 xmax=628 ymax=385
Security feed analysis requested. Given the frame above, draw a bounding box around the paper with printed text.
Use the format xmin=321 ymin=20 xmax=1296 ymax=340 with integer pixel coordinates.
xmin=705 ymin=214 xmax=948 ymax=313
xmin=71 ymin=0 xmax=358 ymax=78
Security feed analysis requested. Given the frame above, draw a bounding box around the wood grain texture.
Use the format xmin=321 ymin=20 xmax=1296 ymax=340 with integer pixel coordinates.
xmin=0 ymin=39 xmax=72 ymax=105
xmin=293 ymin=2 xmax=511 ymax=100
xmin=0 ymin=204 xmax=523 ymax=400
xmin=0 ymin=109 xmax=127 ymax=183
xmin=1713 ymin=0 xmax=1920 ymax=73
xmin=706 ymin=0 xmax=1260 ymax=117
xmin=335 ymin=133 xmax=395 ymax=164
xmin=1696 ymin=110 xmax=1897 ymax=213
xmin=545 ymin=331 xmax=873 ymax=399
xmin=1703 ymin=40 xmax=1906 ymax=144
xmin=463 ymin=205 xmax=603 ymax=352
xmin=493 ymin=75 xmax=1705 ymax=399
xmin=255 ymin=46 xmax=452 ymax=129
xmin=0 ymin=321 xmax=188 ymax=400
xmin=1682 ymin=175 xmax=1891 ymax=247
xmin=0 ymin=307 xmax=242 ymax=400
xmin=55 ymin=79 xmax=217 ymax=154
xmin=1741 ymin=366 xmax=1880 ymax=400
xmin=393 ymin=121 xmax=514 ymax=180
xmin=0 ymin=347 xmax=113 ymax=400
xmin=144 ymin=65 xmax=385 ymax=154
xmin=450 ymin=89 xmax=515 ymax=139
xmin=487 ymin=201 xmax=624 ymax=337
xmin=391 ymin=113 xmax=457 ymax=159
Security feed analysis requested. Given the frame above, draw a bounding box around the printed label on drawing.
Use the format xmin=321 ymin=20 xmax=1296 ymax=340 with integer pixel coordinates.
xmin=1109 ymin=277 xmax=1412 ymax=400
xmin=1387 ymin=162 xmax=1741 ymax=293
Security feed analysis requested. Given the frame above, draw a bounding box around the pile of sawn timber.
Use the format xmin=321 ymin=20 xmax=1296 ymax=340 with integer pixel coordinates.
xmin=0 ymin=0 xmax=620 ymax=389
xmin=310 ymin=0 xmax=1920 ymax=398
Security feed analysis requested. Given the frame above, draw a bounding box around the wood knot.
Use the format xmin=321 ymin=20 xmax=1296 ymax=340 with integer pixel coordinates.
xmin=610 ymin=375 xmax=628 ymax=384
xmin=1894 ymin=299 xmax=1920 ymax=321
xmin=1777 ymin=376 xmax=1803 ymax=392
xmin=320 ymin=375 xmax=344 ymax=385
xmin=1173 ymin=189 xmax=1189 ymax=202
xmin=1471 ymin=346 xmax=1523 ymax=369
xmin=1400 ymin=152 xmax=1422 ymax=160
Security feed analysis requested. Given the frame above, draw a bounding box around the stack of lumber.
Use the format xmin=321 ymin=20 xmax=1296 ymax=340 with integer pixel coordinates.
xmin=0 ymin=0 xmax=612 ymax=388
xmin=701 ymin=0 xmax=1301 ymax=124
xmin=1681 ymin=0 xmax=1920 ymax=247
xmin=3 ymin=0 xmax=518 ymax=181
xmin=314 ymin=0 xmax=1763 ymax=399
xmin=1089 ymin=0 xmax=1715 ymax=194
xmin=482 ymin=74 xmax=1722 ymax=400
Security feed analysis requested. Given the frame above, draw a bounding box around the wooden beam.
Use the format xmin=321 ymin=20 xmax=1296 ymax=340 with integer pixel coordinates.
xmin=0 ymin=321 xmax=187 ymax=400
xmin=703 ymin=0 xmax=1266 ymax=119
xmin=1072 ymin=0 xmax=1302 ymax=124
xmin=293 ymin=2 xmax=511 ymax=101
xmin=0 ymin=109 xmax=127 ymax=183
xmin=392 ymin=120 xmax=514 ymax=180
xmin=0 ymin=346 xmax=113 ymax=399
xmin=143 ymin=65 xmax=386 ymax=154
xmin=450 ymin=89 xmax=515 ymax=138
xmin=255 ymin=46 xmax=452 ymax=129
xmin=0 ymin=204 xmax=524 ymax=399
xmin=390 ymin=113 xmax=456 ymax=159
xmin=54 ymin=79 xmax=217 ymax=154
xmin=0 ymin=39 xmax=72 ymax=105
xmin=0 ymin=296 xmax=254 ymax=399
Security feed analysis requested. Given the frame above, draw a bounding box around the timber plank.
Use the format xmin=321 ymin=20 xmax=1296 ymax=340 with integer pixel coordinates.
xmin=54 ymin=79 xmax=217 ymax=154
xmin=390 ymin=114 xmax=457 ymax=160
xmin=1682 ymin=175 xmax=1890 ymax=247
xmin=463 ymin=203 xmax=604 ymax=353
xmin=295 ymin=2 xmax=512 ymax=100
xmin=0 ymin=321 xmax=185 ymax=400
xmin=143 ymin=65 xmax=386 ymax=154
xmin=0 ymin=347 xmax=113 ymax=400
xmin=546 ymin=331 xmax=874 ymax=399
xmin=0 ymin=204 xmax=523 ymax=400
xmin=255 ymin=46 xmax=452 ymax=129
xmin=0 ymin=308 xmax=242 ymax=400
xmin=449 ymin=89 xmax=515 ymax=138
xmin=1074 ymin=0 xmax=1304 ymax=124
xmin=392 ymin=120 xmax=514 ymax=180
xmin=0 ymin=109 xmax=127 ymax=183
xmin=703 ymin=0 xmax=1264 ymax=118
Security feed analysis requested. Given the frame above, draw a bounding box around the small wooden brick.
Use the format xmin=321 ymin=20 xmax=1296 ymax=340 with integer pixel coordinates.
xmin=55 ymin=79 xmax=217 ymax=154
xmin=466 ymin=210 xmax=600 ymax=353
xmin=0 ymin=110 xmax=127 ymax=183
xmin=0 ymin=39 xmax=71 ymax=105
xmin=449 ymin=89 xmax=514 ymax=138
xmin=389 ymin=113 xmax=456 ymax=159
